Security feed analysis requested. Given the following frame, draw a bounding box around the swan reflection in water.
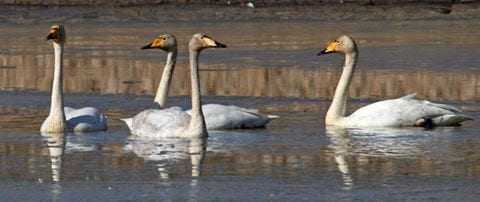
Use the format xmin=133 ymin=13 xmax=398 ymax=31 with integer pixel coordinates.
xmin=42 ymin=132 xmax=66 ymax=202
xmin=42 ymin=131 xmax=111 ymax=201
xmin=124 ymin=135 xmax=207 ymax=179
xmin=325 ymin=126 xmax=460 ymax=190
xmin=43 ymin=132 xmax=66 ymax=183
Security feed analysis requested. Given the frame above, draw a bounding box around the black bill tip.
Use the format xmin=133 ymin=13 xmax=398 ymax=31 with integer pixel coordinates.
xmin=215 ymin=41 xmax=227 ymax=48
xmin=141 ymin=43 xmax=153 ymax=50
xmin=317 ymin=49 xmax=329 ymax=56
xmin=46 ymin=34 xmax=54 ymax=41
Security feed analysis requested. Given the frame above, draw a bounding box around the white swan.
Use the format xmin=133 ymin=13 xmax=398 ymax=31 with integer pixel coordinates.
xmin=318 ymin=35 xmax=473 ymax=128
xmin=123 ymin=33 xmax=276 ymax=131
xmin=127 ymin=33 xmax=226 ymax=138
xmin=40 ymin=25 xmax=107 ymax=133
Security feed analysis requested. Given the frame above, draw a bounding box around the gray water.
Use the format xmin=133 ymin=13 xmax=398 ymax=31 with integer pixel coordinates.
xmin=1 ymin=5 xmax=480 ymax=201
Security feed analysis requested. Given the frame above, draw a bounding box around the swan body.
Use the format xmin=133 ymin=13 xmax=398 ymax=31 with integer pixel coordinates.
xmin=318 ymin=35 xmax=472 ymax=128
xmin=340 ymin=94 xmax=472 ymax=128
xmin=64 ymin=107 xmax=107 ymax=132
xmin=123 ymin=104 xmax=277 ymax=131
xmin=127 ymin=33 xmax=226 ymax=138
xmin=186 ymin=104 xmax=276 ymax=130
xmin=41 ymin=25 xmax=107 ymax=133
xmin=122 ymin=33 xmax=275 ymax=131
xmin=128 ymin=107 xmax=190 ymax=138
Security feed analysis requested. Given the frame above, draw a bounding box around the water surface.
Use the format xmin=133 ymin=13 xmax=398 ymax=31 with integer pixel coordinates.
xmin=1 ymin=6 xmax=480 ymax=201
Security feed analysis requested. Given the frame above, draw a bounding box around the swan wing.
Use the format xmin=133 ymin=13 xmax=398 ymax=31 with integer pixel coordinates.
xmin=399 ymin=93 xmax=417 ymax=100
xmin=347 ymin=96 xmax=471 ymax=127
xmin=130 ymin=107 xmax=190 ymax=137
xmin=186 ymin=104 xmax=274 ymax=130
xmin=121 ymin=118 xmax=133 ymax=130
xmin=122 ymin=107 xmax=184 ymax=131
xmin=65 ymin=107 xmax=107 ymax=132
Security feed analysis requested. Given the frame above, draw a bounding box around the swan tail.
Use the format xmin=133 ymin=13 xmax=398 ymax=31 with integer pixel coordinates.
xmin=399 ymin=93 xmax=417 ymax=100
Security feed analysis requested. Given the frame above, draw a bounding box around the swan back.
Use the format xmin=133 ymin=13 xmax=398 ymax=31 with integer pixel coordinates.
xmin=130 ymin=107 xmax=191 ymax=137
xmin=346 ymin=96 xmax=472 ymax=127
xmin=65 ymin=107 xmax=107 ymax=132
xmin=186 ymin=104 xmax=273 ymax=130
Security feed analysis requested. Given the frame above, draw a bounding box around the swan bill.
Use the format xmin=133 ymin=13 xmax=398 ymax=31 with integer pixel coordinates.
xmin=46 ymin=33 xmax=55 ymax=41
xmin=318 ymin=40 xmax=339 ymax=55
xmin=201 ymin=35 xmax=227 ymax=48
xmin=46 ymin=24 xmax=65 ymax=43
xmin=214 ymin=41 xmax=227 ymax=48
xmin=141 ymin=43 xmax=154 ymax=49
xmin=317 ymin=49 xmax=332 ymax=55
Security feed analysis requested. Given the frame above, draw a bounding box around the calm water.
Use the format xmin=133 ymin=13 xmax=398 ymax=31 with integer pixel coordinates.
xmin=1 ymin=8 xmax=480 ymax=201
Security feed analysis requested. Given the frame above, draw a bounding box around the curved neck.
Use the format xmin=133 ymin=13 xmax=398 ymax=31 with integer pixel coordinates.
xmin=188 ymin=49 xmax=207 ymax=136
xmin=326 ymin=51 xmax=357 ymax=124
xmin=154 ymin=49 xmax=177 ymax=107
xmin=49 ymin=42 xmax=66 ymax=122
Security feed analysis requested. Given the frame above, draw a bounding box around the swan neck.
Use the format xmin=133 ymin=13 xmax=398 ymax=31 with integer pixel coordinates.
xmin=49 ymin=42 xmax=66 ymax=122
xmin=155 ymin=49 xmax=177 ymax=107
xmin=326 ymin=51 xmax=357 ymax=124
xmin=188 ymin=49 xmax=207 ymax=136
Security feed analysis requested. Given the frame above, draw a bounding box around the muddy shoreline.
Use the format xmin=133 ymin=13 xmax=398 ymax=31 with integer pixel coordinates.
xmin=0 ymin=0 xmax=476 ymax=6
xmin=1 ymin=2 xmax=479 ymax=25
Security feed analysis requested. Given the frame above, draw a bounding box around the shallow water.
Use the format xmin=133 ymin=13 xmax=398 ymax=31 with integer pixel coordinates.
xmin=1 ymin=6 xmax=480 ymax=201
xmin=1 ymin=115 xmax=480 ymax=201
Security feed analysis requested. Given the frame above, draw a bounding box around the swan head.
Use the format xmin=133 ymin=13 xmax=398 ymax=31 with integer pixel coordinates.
xmin=46 ymin=24 xmax=66 ymax=44
xmin=189 ymin=33 xmax=227 ymax=51
xmin=318 ymin=35 xmax=357 ymax=55
xmin=141 ymin=33 xmax=177 ymax=51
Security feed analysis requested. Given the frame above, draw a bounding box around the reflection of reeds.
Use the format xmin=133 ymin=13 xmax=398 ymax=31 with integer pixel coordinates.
xmin=1 ymin=53 xmax=479 ymax=102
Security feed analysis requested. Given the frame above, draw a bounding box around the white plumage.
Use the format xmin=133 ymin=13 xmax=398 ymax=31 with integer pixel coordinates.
xmin=343 ymin=94 xmax=472 ymax=128
xmin=126 ymin=107 xmax=190 ymax=138
xmin=124 ymin=34 xmax=226 ymax=138
xmin=186 ymin=104 xmax=276 ymax=130
xmin=41 ymin=24 xmax=107 ymax=133
xmin=319 ymin=35 xmax=472 ymax=128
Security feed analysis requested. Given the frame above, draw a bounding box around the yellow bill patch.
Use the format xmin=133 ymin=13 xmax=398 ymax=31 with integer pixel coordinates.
xmin=325 ymin=41 xmax=339 ymax=53
xmin=202 ymin=37 xmax=217 ymax=47
xmin=151 ymin=38 xmax=164 ymax=48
